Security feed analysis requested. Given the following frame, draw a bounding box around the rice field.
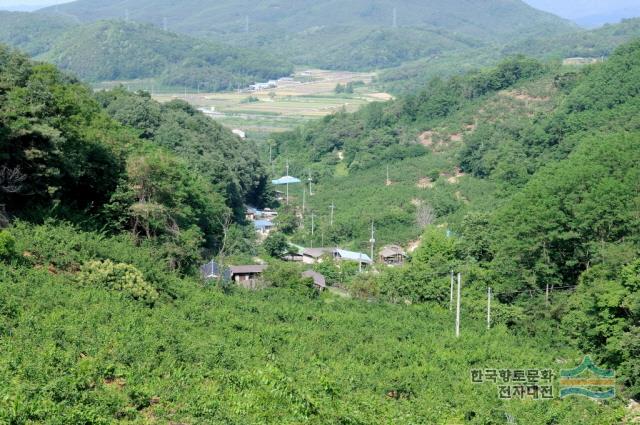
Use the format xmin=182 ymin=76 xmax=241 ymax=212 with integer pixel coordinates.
xmin=150 ymin=69 xmax=393 ymax=140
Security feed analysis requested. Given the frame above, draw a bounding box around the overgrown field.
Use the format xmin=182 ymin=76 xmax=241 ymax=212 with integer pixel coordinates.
xmin=0 ymin=253 xmax=625 ymax=424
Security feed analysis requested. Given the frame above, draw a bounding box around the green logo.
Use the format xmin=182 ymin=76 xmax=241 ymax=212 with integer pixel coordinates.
xmin=559 ymin=356 xmax=615 ymax=399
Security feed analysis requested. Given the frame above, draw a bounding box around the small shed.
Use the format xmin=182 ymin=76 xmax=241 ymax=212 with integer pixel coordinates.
xmin=379 ymin=245 xmax=407 ymax=266
xmin=229 ymin=265 xmax=267 ymax=284
xmin=302 ymin=270 xmax=327 ymax=290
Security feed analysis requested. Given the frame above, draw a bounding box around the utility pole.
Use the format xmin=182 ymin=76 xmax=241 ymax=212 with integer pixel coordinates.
xmin=487 ymin=287 xmax=492 ymax=329
xmin=311 ymin=213 xmax=316 ymax=248
xmin=386 ymin=164 xmax=391 ymax=186
xmin=329 ymin=202 xmax=335 ymax=227
xmin=308 ymin=171 xmax=313 ymax=196
xmin=455 ymin=273 xmax=461 ymax=338
xmin=369 ymin=221 xmax=375 ymax=262
xmin=285 ymin=160 xmax=290 ymax=205
xmin=545 ymin=283 xmax=550 ymax=306
xmin=302 ymin=188 xmax=306 ymax=216
xmin=449 ymin=270 xmax=454 ymax=311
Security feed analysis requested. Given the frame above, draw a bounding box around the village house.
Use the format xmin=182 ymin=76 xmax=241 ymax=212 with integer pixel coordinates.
xmin=379 ymin=244 xmax=407 ymax=266
xmin=302 ymin=247 xmax=334 ymax=264
xmin=333 ymin=249 xmax=373 ymax=268
xmin=229 ymin=265 xmax=267 ymax=288
xmin=254 ymin=219 xmax=275 ymax=236
xmin=302 ymin=270 xmax=327 ymax=291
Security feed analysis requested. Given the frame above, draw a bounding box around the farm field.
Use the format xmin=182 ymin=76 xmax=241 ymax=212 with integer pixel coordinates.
xmin=148 ymin=69 xmax=392 ymax=140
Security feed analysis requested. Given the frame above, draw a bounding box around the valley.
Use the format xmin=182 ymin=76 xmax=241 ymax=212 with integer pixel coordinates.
xmin=0 ymin=1 xmax=639 ymax=424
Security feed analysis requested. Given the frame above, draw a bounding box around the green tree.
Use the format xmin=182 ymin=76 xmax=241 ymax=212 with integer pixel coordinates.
xmin=263 ymin=232 xmax=289 ymax=258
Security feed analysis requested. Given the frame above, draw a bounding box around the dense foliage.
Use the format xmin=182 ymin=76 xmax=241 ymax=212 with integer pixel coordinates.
xmin=0 ymin=15 xmax=293 ymax=90
xmin=95 ymin=88 xmax=274 ymax=216
xmin=0 ymin=224 xmax=626 ymax=423
xmin=0 ymin=45 xmax=263 ymax=272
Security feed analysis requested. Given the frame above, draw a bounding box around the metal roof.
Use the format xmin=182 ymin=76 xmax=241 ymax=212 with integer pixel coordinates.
xmin=379 ymin=245 xmax=407 ymax=257
xmin=230 ymin=265 xmax=268 ymax=275
xmin=254 ymin=219 xmax=274 ymax=229
xmin=335 ymin=249 xmax=372 ymax=263
xmin=272 ymin=175 xmax=302 ymax=185
xmin=302 ymin=247 xmax=334 ymax=258
xmin=302 ymin=270 xmax=326 ymax=288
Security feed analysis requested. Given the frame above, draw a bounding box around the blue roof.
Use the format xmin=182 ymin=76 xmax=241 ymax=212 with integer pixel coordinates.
xmin=272 ymin=175 xmax=302 ymax=185
xmin=335 ymin=249 xmax=372 ymax=263
xmin=254 ymin=219 xmax=274 ymax=229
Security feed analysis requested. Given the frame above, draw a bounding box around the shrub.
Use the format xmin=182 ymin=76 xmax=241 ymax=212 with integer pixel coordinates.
xmin=77 ymin=260 xmax=159 ymax=305
xmin=0 ymin=230 xmax=16 ymax=262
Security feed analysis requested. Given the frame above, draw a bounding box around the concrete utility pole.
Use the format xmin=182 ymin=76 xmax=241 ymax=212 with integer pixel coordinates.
xmin=308 ymin=171 xmax=313 ymax=196
xmin=285 ymin=160 xmax=290 ymax=205
xmin=449 ymin=270 xmax=454 ymax=311
xmin=545 ymin=283 xmax=550 ymax=306
xmin=369 ymin=221 xmax=375 ymax=262
xmin=455 ymin=273 xmax=461 ymax=338
xmin=487 ymin=287 xmax=492 ymax=329
xmin=330 ymin=202 xmax=335 ymax=227
xmin=310 ymin=213 xmax=316 ymax=248
xmin=302 ymin=188 xmax=306 ymax=216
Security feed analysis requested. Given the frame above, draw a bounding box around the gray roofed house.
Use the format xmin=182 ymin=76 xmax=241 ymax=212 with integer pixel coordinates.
xmin=302 ymin=247 xmax=334 ymax=264
xmin=229 ymin=264 xmax=268 ymax=288
xmin=302 ymin=270 xmax=327 ymax=290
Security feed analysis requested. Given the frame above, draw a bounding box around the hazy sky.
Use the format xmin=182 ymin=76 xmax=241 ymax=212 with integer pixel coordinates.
xmin=524 ymin=0 xmax=640 ymax=19
xmin=0 ymin=0 xmax=72 ymax=11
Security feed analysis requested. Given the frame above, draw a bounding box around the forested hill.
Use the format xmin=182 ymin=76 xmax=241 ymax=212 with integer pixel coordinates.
xmin=269 ymin=42 xmax=640 ymax=399
xmin=273 ymin=40 xmax=640 ymax=296
xmin=40 ymin=0 xmax=575 ymax=70
xmin=0 ymin=44 xmax=270 ymax=272
xmin=0 ymin=13 xmax=293 ymax=90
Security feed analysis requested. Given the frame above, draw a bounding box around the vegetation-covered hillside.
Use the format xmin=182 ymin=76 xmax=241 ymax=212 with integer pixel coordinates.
xmin=0 ymin=14 xmax=293 ymax=90
xmin=269 ymin=41 xmax=640 ymax=402
xmin=380 ymin=17 xmax=640 ymax=93
xmin=0 ymin=45 xmax=267 ymax=272
xmin=40 ymin=0 xmax=574 ymax=70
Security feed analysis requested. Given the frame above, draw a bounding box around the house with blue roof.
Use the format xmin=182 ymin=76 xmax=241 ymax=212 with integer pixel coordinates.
xmin=333 ymin=249 xmax=373 ymax=267
xmin=254 ymin=219 xmax=275 ymax=235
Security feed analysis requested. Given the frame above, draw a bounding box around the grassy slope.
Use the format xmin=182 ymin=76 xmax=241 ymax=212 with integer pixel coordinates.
xmin=0 ymin=260 xmax=624 ymax=424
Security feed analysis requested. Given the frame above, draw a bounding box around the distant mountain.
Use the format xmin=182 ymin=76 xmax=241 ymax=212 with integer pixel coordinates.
xmin=0 ymin=11 xmax=75 ymax=55
xmin=524 ymin=0 xmax=640 ymax=27
xmin=574 ymin=7 xmax=640 ymax=28
xmin=0 ymin=14 xmax=293 ymax=89
xmin=40 ymin=0 xmax=576 ymax=70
